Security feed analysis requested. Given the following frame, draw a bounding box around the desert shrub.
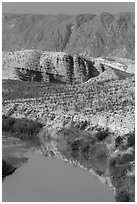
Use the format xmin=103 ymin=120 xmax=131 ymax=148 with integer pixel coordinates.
xmin=71 ymin=140 xmax=81 ymax=151
xmin=95 ymin=150 xmax=108 ymax=164
xmin=123 ymin=175 xmax=135 ymax=194
xmin=110 ymin=167 xmax=128 ymax=189
xmin=79 ymin=120 xmax=88 ymax=130
xmin=95 ymin=128 xmax=110 ymax=141
xmin=2 ymin=116 xmax=43 ymax=147
xmin=115 ymin=136 xmax=124 ymax=149
xmin=12 ymin=118 xmax=42 ymax=135
xmin=2 ymin=115 xmax=16 ymax=132
xmin=115 ymin=190 xmax=132 ymax=202
xmin=81 ymin=144 xmax=91 ymax=160
xmin=109 ymin=156 xmax=130 ymax=189
xmin=80 ymin=142 xmax=109 ymax=173
xmin=55 ymin=132 xmax=71 ymax=159
xmin=109 ymin=156 xmax=122 ymax=175
xmin=70 ymin=139 xmax=82 ymax=159
xmin=119 ymin=151 xmax=135 ymax=165
xmin=115 ymin=132 xmax=135 ymax=150
xmin=127 ymin=132 xmax=135 ymax=148
xmin=89 ymin=144 xmax=98 ymax=158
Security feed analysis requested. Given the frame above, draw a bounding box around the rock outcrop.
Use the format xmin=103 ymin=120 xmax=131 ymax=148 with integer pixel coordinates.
xmin=2 ymin=50 xmax=42 ymax=80
xmin=39 ymin=51 xmax=74 ymax=83
xmin=2 ymin=50 xmax=100 ymax=84
xmin=3 ymin=50 xmax=132 ymax=84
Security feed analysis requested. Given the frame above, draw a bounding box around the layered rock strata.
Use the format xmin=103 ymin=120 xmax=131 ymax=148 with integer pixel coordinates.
xmin=3 ymin=50 xmax=132 ymax=84
xmin=2 ymin=50 xmax=103 ymax=84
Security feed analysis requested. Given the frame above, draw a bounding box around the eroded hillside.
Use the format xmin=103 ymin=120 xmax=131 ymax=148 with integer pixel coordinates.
xmin=2 ymin=12 xmax=135 ymax=59
xmin=2 ymin=50 xmax=133 ymax=84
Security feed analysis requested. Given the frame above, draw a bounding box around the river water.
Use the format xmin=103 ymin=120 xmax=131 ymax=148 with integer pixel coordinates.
xmin=2 ymin=152 xmax=114 ymax=202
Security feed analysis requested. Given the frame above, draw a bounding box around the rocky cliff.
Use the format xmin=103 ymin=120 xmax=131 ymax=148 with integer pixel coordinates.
xmin=2 ymin=50 xmax=101 ymax=83
xmin=2 ymin=50 xmax=132 ymax=84
xmin=2 ymin=12 xmax=135 ymax=59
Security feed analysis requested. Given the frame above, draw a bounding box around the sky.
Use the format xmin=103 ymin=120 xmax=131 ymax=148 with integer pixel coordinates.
xmin=2 ymin=2 xmax=135 ymax=15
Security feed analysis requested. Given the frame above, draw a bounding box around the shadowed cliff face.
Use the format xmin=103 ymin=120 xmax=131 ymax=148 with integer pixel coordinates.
xmin=2 ymin=12 xmax=135 ymax=59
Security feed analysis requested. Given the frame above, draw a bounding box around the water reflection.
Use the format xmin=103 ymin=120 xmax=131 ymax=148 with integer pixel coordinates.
xmin=3 ymin=152 xmax=114 ymax=202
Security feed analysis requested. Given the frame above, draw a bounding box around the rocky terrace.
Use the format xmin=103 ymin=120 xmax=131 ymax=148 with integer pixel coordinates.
xmin=3 ymin=75 xmax=135 ymax=136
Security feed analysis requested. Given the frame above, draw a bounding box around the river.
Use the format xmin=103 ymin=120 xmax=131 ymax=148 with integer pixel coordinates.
xmin=2 ymin=152 xmax=114 ymax=202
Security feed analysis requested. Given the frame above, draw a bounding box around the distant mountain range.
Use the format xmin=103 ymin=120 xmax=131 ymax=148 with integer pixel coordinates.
xmin=2 ymin=12 xmax=135 ymax=59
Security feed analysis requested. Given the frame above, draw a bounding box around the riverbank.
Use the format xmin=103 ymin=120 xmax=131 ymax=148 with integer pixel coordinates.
xmin=3 ymin=151 xmax=114 ymax=202
xmin=2 ymin=115 xmax=135 ymax=202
